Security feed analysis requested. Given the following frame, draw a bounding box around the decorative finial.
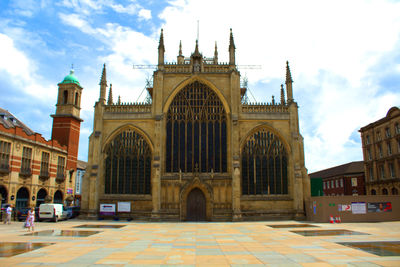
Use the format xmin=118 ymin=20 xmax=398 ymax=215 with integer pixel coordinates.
xmin=107 ymin=84 xmax=113 ymax=105
xmin=194 ymin=39 xmax=199 ymax=54
xmin=280 ymin=84 xmax=286 ymax=105
xmin=100 ymin=63 xmax=107 ymax=85
xmin=272 ymin=95 xmax=275 ymax=105
xmin=117 ymin=95 xmax=121 ymax=105
xmin=229 ymin=28 xmax=235 ymax=49
xmin=179 ymin=40 xmax=182 ymax=56
xmin=286 ymin=60 xmax=293 ymax=84
xmin=158 ymin=28 xmax=164 ymax=49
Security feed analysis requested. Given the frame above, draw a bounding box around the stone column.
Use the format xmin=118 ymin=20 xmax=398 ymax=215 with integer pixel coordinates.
xmin=151 ymin=160 xmax=161 ymax=220
xmin=232 ymin=161 xmax=242 ymax=221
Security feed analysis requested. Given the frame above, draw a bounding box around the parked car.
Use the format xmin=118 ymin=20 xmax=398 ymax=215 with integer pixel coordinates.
xmin=16 ymin=207 xmax=39 ymax=221
xmin=38 ymin=203 xmax=68 ymax=222
xmin=66 ymin=206 xmax=80 ymax=219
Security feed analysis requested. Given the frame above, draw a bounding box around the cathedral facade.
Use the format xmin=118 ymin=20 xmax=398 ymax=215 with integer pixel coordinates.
xmin=81 ymin=29 xmax=310 ymax=221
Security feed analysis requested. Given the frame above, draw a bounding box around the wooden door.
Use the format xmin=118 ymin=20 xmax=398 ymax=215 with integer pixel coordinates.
xmin=186 ymin=188 xmax=206 ymax=221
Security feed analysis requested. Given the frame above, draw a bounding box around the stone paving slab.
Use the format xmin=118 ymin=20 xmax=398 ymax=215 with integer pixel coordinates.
xmin=0 ymin=220 xmax=399 ymax=266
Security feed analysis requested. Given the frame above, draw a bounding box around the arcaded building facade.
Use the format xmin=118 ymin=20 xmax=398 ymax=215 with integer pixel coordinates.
xmin=0 ymin=70 xmax=83 ymax=209
xmin=360 ymin=106 xmax=400 ymax=195
xmin=81 ymin=29 xmax=310 ymax=221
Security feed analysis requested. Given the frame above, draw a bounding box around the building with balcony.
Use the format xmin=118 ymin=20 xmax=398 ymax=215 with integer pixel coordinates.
xmin=81 ymin=29 xmax=310 ymax=221
xmin=360 ymin=107 xmax=400 ymax=195
xmin=0 ymin=70 xmax=83 ymax=210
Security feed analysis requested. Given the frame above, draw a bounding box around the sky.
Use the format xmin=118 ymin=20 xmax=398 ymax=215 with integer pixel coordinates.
xmin=0 ymin=0 xmax=399 ymax=173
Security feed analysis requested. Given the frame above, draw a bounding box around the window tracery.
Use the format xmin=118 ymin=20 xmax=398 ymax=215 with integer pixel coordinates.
xmin=166 ymin=81 xmax=227 ymax=173
xmin=104 ymin=129 xmax=151 ymax=194
xmin=241 ymin=129 xmax=288 ymax=195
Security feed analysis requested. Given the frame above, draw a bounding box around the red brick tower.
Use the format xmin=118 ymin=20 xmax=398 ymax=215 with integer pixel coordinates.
xmin=51 ymin=69 xmax=83 ymax=173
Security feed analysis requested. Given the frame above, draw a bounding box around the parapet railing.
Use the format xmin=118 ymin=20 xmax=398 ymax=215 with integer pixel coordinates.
xmin=105 ymin=103 xmax=152 ymax=113
xmin=241 ymin=103 xmax=289 ymax=113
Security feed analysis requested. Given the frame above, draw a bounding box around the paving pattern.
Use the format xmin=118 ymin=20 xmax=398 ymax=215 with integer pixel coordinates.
xmin=0 ymin=220 xmax=400 ymax=266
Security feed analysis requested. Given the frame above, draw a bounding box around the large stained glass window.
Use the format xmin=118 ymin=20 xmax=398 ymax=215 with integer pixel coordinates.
xmin=166 ymin=81 xmax=227 ymax=173
xmin=104 ymin=129 xmax=151 ymax=194
xmin=241 ymin=129 xmax=288 ymax=195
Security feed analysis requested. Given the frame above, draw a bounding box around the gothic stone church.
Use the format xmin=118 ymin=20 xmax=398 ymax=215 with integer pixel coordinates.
xmin=81 ymin=29 xmax=310 ymax=221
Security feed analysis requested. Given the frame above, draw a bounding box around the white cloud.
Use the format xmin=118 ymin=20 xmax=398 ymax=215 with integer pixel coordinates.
xmin=138 ymin=9 xmax=152 ymax=20
xmin=157 ymin=0 xmax=400 ymax=172
xmin=0 ymin=33 xmax=55 ymax=100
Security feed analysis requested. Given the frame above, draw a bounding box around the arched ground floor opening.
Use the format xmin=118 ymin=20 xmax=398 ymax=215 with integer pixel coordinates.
xmin=16 ymin=187 xmax=29 ymax=209
xmin=36 ymin=189 xmax=47 ymax=207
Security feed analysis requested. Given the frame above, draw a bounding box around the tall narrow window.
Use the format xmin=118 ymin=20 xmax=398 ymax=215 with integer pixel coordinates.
xmin=385 ymin=128 xmax=391 ymax=138
xmin=378 ymin=144 xmax=383 ymax=158
xmin=389 ymin=163 xmax=395 ymax=178
xmin=56 ymin=156 xmax=65 ymax=181
xmin=62 ymin=90 xmax=68 ymax=104
xmin=369 ymin=166 xmax=374 ymax=181
xmin=387 ymin=142 xmax=392 ymax=155
xmin=166 ymin=81 xmax=227 ymax=173
xmin=20 ymin=147 xmax=32 ymax=176
xmin=365 ymin=135 xmax=370 ymax=145
xmin=367 ymin=148 xmax=372 ymax=160
xmin=39 ymin=152 xmax=50 ymax=179
xmin=380 ymin=165 xmax=385 ymax=179
xmin=74 ymin=92 xmax=79 ymax=106
xmin=241 ymin=129 xmax=288 ymax=195
xmin=104 ymin=129 xmax=152 ymax=194
xmin=0 ymin=141 xmax=11 ymax=173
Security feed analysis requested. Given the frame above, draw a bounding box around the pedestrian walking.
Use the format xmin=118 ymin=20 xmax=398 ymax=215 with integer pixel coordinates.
xmin=25 ymin=207 xmax=35 ymax=232
xmin=3 ymin=204 xmax=12 ymax=224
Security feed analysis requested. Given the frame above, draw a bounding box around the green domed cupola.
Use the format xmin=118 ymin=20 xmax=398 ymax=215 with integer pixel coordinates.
xmin=61 ymin=69 xmax=80 ymax=85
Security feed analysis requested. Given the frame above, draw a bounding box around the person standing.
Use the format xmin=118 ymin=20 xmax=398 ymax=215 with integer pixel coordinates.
xmin=4 ymin=204 xmax=12 ymax=224
xmin=25 ymin=207 xmax=35 ymax=232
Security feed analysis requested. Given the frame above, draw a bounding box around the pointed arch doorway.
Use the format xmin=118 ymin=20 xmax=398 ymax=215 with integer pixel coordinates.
xmin=186 ymin=188 xmax=206 ymax=221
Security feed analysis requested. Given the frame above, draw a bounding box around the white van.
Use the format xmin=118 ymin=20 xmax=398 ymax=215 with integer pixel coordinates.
xmin=38 ymin=204 xmax=68 ymax=222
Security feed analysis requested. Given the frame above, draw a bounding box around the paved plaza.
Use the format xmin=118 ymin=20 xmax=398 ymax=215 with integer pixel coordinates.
xmin=0 ymin=219 xmax=400 ymax=266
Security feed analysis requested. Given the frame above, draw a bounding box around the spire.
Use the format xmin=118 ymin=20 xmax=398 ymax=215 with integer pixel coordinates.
xmin=280 ymin=84 xmax=286 ymax=105
xmin=100 ymin=63 xmax=107 ymax=86
xmin=213 ymin=41 xmax=218 ymax=64
xmin=99 ymin=63 xmax=107 ymax=103
xmin=229 ymin=28 xmax=235 ymax=65
xmin=229 ymin=28 xmax=235 ymax=49
xmin=286 ymin=61 xmax=293 ymax=84
xmin=285 ymin=61 xmax=294 ymax=103
xmin=117 ymin=95 xmax=121 ymax=105
xmin=272 ymin=95 xmax=275 ymax=105
xmin=107 ymin=83 xmax=113 ymax=105
xmin=158 ymin=29 xmax=165 ymax=66
xmin=158 ymin=28 xmax=164 ymax=50
xmin=177 ymin=40 xmax=184 ymax=64
xmin=193 ymin=39 xmax=200 ymax=56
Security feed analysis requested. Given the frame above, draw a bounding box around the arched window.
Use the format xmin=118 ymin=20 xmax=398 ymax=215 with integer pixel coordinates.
xmin=74 ymin=92 xmax=79 ymax=106
xmin=382 ymin=188 xmax=388 ymax=195
xmin=165 ymin=81 xmax=227 ymax=173
xmin=104 ymin=129 xmax=152 ymax=194
xmin=392 ymin=187 xmax=398 ymax=195
xmin=62 ymin=90 xmax=68 ymax=104
xmin=241 ymin=129 xmax=288 ymax=195
xmin=371 ymin=189 xmax=376 ymax=195
xmin=54 ymin=190 xmax=63 ymax=204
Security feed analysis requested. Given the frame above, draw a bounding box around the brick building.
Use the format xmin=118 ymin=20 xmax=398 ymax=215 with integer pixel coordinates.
xmin=0 ymin=70 xmax=83 ymax=210
xmin=359 ymin=106 xmax=400 ymax=195
xmin=309 ymin=161 xmax=366 ymax=196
